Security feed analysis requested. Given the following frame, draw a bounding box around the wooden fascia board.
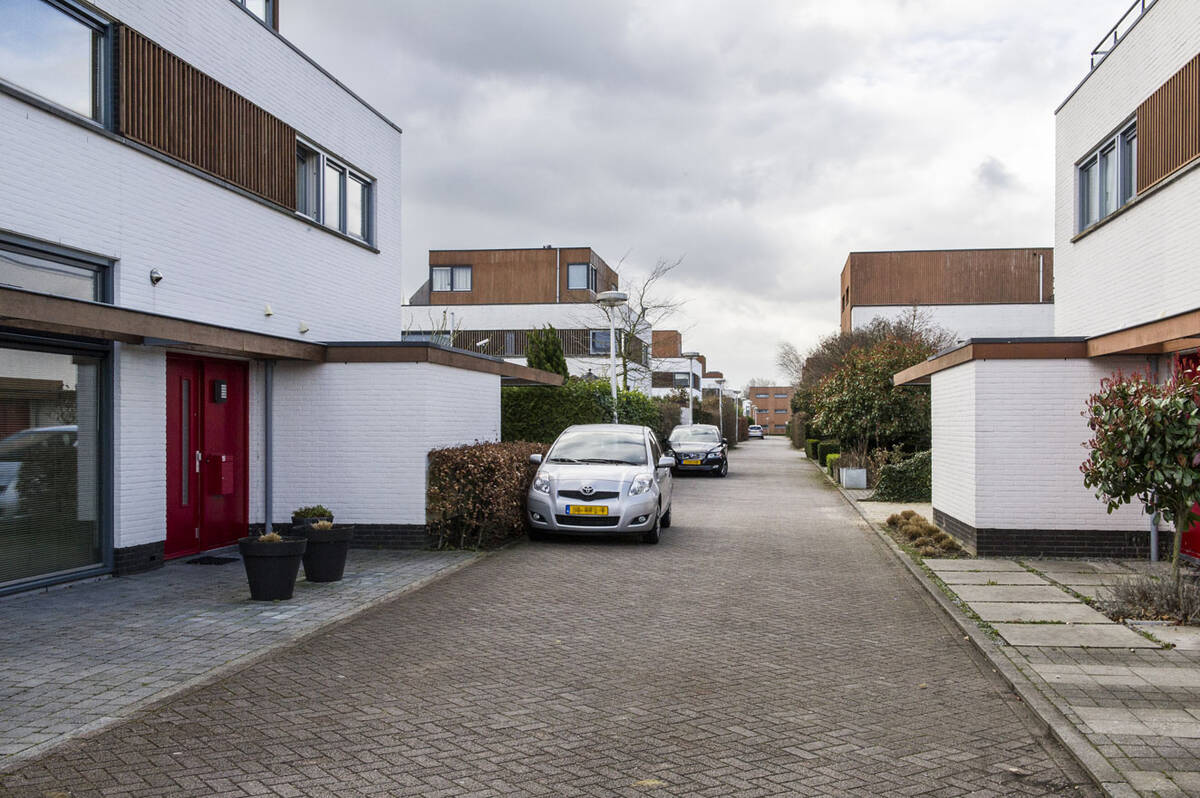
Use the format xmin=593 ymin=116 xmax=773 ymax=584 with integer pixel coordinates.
xmin=0 ymin=288 xmax=324 ymax=360
xmin=1086 ymin=308 xmax=1200 ymax=357
xmin=322 ymin=344 xmax=564 ymax=385
xmin=893 ymin=341 xmax=1090 ymax=386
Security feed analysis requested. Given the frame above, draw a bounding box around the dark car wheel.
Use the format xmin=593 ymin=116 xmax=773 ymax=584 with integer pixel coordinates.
xmin=643 ymin=513 xmax=661 ymax=544
xmin=715 ymin=460 xmax=728 ymax=477
xmin=660 ymin=506 xmax=672 ymax=528
xmin=527 ymin=527 xmax=547 ymax=542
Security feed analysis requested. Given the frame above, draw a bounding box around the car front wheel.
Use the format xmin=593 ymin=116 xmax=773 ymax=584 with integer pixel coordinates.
xmin=643 ymin=512 xmax=661 ymax=544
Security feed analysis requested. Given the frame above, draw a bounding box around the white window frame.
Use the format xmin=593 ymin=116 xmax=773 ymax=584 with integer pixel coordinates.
xmin=231 ymin=0 xmax=275 ymax=26
xmin=1078 ymin=119 xmax=1136 ymax=232
xmin=295 ymin=137 xmax=375 ymax=243
xmin=589 ymin=329 xmax=613 ymax=355
xmin=567 ymin=263 xmax=589 ymax=290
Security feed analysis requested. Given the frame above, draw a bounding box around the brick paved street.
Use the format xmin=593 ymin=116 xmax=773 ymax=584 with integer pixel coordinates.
xmin=2 ymin=439 xmax=1097 ymax=796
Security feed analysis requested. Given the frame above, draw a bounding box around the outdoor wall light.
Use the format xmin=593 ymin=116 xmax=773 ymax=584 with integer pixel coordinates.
xmin=264 ymin=304 xmax=274 ymax=317
xmin=149 ymin=268 xmax=163 ymax=285
xmin=299 ymin=321 xmax=310 ymax=334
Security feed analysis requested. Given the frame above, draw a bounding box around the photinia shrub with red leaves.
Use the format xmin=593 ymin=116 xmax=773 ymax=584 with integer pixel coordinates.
xmin=1081 ymin=368 xmax=1200 ymax=585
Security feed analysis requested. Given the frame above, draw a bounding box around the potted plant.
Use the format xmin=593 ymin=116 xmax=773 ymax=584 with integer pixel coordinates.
xmin=238 ymin=531 xmax=307 ymax=601
xmin=296 ymin=519 xmax=353 ymax=583
xmin=838 ymin=447 xmax=869 ymax=490
xmin=291 ymin=504 xmax=333 ymax=528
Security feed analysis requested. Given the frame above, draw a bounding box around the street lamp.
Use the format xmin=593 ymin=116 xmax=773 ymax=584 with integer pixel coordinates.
xmin=681 ymin=351 xmax=700 ymax=424
xmin=714 ymin=377 xmax=726 ymax=437
xmin=596 ymin=290 xmax=629 ymax=423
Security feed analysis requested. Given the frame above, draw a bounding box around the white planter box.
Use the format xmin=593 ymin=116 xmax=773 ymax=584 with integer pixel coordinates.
xmin=840 ymin=467 xmax=867 ymax=489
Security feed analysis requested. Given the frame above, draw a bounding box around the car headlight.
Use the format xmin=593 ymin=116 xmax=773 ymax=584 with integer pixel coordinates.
xmin=532 ymin=472 xmax=551 ymax=494
xmin=629 ymin=473 xmax=654 ymax=496
xmin=707 ymin=451 xmax=722 ymax=459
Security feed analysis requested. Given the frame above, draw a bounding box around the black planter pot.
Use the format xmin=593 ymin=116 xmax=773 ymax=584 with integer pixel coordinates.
xmin=238 ymin=536 xmax=307 ymax=601
xmin=294 ymin=525 xmax=354 ymax=583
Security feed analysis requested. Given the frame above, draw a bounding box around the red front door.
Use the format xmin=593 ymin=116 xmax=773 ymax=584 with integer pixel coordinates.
xmin=166 ymin=356 xmax=249 ymax=559
xmin=1178 ymin=353 xmax=1200 ymax=560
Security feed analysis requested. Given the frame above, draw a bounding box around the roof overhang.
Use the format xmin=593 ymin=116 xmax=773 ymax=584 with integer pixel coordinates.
xmin=893 ymin=339 xmax=1088 ymax=386
xmin=0 ymin=287 xmax=564 ymax=386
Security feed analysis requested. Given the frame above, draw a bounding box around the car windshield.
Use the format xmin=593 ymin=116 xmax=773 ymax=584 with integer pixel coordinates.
xmin=669 ymin=427 xmax=720 ymax=444
xmin=548 ymin=428 xmax=647 ymax=465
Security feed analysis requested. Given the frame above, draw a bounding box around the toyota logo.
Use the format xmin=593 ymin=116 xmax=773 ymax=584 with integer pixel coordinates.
xmin=580 ymin=485 xmax=595 ymax=496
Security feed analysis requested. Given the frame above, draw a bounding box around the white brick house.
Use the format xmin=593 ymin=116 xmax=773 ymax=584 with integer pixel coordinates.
xmin=896 ymin=0 xmax=1200 ymax=558
xmin=0 ymin=0 xmax=557 ymax=593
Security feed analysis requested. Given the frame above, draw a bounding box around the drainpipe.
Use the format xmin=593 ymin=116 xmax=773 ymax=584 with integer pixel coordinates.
xmin=264 ymin=360 xmax=274 ymax=534
xmin=1037 ymin=253 xmax=1044 ymax=302
xmin=1149 ymin=355 xmax=1160 ymax=561
xmin=555 ymin=248 xmax=561 ymax=303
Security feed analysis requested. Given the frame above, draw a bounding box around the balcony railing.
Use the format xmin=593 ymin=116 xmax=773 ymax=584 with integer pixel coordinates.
xmin=1090 ymin=0 xmax=1158 ymax=70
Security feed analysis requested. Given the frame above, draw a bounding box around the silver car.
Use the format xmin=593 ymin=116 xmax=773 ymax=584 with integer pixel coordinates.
xmin=526 ymin=424 xmax=674 ymax=544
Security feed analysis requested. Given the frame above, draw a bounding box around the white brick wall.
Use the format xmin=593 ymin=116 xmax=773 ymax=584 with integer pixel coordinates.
xmin=267 ymin=362 xmax=501 ymax=526
xmin=1055 ymin=0 xmax=1200 ymax=336
xmin=112 ymin=344 xmax=166 ymax=548
xmin=852 ymin=304 xmax=1055 ymax=340
xmin=931 ymin=362 xmax=976 ymax=527
xmin=932 ymin=357 xmax=1151 ymax=531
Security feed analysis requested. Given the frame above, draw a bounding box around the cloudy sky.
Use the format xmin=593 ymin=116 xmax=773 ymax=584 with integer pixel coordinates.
xmin=283 ymin=0 xmax=1129 ymax=388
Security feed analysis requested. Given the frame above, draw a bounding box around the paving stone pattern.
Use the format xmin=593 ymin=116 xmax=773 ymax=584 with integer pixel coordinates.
xmin=0 ymin=549 xmax=472 ymax=767
xmin=2 ymin=440 xmax=1097 ymax=796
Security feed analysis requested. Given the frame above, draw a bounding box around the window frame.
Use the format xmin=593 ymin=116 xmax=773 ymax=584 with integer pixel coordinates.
xmin=0 ymin=0 xmax=114 ymax=128
xmin=230 ymin=0 xmax=276 ymax=28
xmin=0 ymin=230 xmax=113 ymax=303
xmin=567 ymin=263 xmax=589 ymax=291
xmin=1078 ymin=119 xmax=1137 ymax=232
xmin=430 ymin=265 xmax=472 ymax=293
xmin=294 ymin=138 xmax=375 ymax=244
xmin=589 ymin=329 xmax=613 ymax=355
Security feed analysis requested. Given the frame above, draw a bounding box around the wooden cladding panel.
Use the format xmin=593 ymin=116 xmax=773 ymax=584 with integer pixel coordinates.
xmin=428 ymin=249 xmax=559 ymax=304
xmin=118 ymin=27 xmax=296 ymax=209
xmin=845 ymin=248 xmax=1053 ymax=310
xmin=1137 ymin=53 xmax=1200 ymax=192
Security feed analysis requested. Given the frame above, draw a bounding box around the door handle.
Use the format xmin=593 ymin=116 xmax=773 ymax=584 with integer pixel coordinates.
xmin=195 ymin=450 xmax=202 ymax=474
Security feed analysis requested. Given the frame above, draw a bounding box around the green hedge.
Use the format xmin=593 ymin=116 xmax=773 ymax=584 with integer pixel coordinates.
xmin=427 ymin=441 xmax=549 ymax=549
xmin=870 ymin=450 xmax=932 ymax=502
xmin=826 ymin=452 xmax=841 ymax=477
xmin=805 ymin=438 xmax=820 ymax=460
xmin=816 ymin=440 xmax=839 ymax=468
xmin=502 ymin=379 xmax=663 ymax=444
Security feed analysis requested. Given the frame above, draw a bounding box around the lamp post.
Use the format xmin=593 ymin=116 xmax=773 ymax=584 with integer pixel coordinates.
xmin=596 ymin=291 xmax=629 ymax=423
xmin=681 ymin=351 xmax=700 ymax=424
xmin=715 ymin=377 xmax=726 ymax=437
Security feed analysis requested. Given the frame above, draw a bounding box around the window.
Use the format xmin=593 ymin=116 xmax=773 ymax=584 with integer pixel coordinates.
xmin=589 ymin=265 xmax=598 ymax=292
xmin=431 ymin=265 xmax=471 ymax=292
xmin=231 ymin=0 xmax=274 ymax=25
xmin=294 ymin=139 xmax=374 ymax=242
xmin=0 ymin=0 xmax=111 ymax=123
xmin=567 ymin=263 xmax=589 ymax=290
xmin=590 ymin=330 xmax=612 ymax=354
xmin=0 ymin=234 xmax=109 ymax=302
xmin=673 ymin=372 xmax=691 ymax=388
xmin=755 ymin=392 xmax=768 ymax=399
xmin=775 ymin=409 xmax=787 ymax=414
xmin=504 ymin=332 xmax=516 ymax=357
xmin=1078 ymin=121 xmax=1136 ymax=231
xmin=774 ymin=393 xmax=787 ymax=399
xmin=756 ymin=408 xmax=768 ymax=415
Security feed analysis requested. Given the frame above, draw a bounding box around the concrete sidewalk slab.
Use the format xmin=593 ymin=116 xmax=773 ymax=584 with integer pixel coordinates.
xmin=926 ymin=558 xmax=1029 ymax=572
xmin=1128 ymin=623 xmax=1200 ymax=651
xmin=953 ymin=584 xmax=1080 ymax=602
xmin=972 ymin=602 xmax=1114 ymax=623
xmin=1041 ymin=571 xmax=1130 ymax=585
xmin=939 ymin=570 xmax=1047 ymax=585
xmin=1024 ymin=560 xmax=1131 ymax=574
xmin=993 ymin=622 xmax=1160 ymax=648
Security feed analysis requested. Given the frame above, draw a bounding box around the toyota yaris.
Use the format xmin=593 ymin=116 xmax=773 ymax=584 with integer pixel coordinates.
xmin=526 ymin=424 xmax=674 ymax=544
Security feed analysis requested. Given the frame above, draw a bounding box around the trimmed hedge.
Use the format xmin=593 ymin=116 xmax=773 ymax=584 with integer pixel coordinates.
xmin=816 ymin=440 xmax=840 ymax=468
xmin=427 ymin=441 xmax=549 ymax=550
xmin=805 ymin=438 xmax=820 ymax=460
xmin=501 ymin=379 xmax=663 ymax=444
xmin=826 ymin=452 xmax=841 ymax=478
xmin=870 ymin=450 xmax=932 ymax=502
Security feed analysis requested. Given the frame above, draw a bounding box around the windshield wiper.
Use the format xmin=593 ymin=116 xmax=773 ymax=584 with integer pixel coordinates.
xmin=576 ymin=458 xmax=641 ymax=465
xmin=548 ymin=457 xmax=582 ymax=463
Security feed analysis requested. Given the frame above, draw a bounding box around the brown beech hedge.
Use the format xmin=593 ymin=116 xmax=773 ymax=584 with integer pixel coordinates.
xmin=427 ymin=441 xmax=550 ymax=550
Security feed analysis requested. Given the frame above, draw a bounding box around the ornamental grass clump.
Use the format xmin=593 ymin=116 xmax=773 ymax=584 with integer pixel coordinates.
xmin=885 ymin=511 xmax=961 ymax=557
xmin=1099 ymin=573 xmax=1200 ymax=625
xmin=1082 ymin=366 xmax=1200 ymax=602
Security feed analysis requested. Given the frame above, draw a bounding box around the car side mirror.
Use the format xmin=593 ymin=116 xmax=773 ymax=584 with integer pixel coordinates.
xmin=657 ymin=456 xmax=674 ymax=469
xmin=528 ymin=453 xmax=543 ymax=465
xmin=722 ymin=438 xmax=728 ymax=445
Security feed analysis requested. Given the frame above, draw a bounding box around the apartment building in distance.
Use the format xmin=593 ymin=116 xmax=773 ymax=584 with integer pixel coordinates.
xmin=0 ymin=0 xmax=557 ymax=595
xmin=895 ymin=0 xmax=1200 ymax=559
xmin=407 ymin=247 xmax=652 ymax=392
xmin=747 ymin=387 xmax=795 ymax=435
xmin=842 ymin=248 xmax=1055 ymax=341
xmin=648 ymin=330 xmax=704 ymax=404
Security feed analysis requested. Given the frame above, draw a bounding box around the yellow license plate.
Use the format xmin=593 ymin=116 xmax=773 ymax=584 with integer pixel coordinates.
xmin=567 ymin=505 xmax=609 ymax=516
xmin=682 ymin=459 xmax=703 ymax=465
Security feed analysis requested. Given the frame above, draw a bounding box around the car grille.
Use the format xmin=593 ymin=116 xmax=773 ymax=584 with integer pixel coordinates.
xmin=555 ymin=514 xmax=620 ymax=527
xmin=558 ymin=490 xmax=620 ymax=501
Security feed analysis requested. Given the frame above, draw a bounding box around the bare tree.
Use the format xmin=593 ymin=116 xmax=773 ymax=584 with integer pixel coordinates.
xmin=776 ymin=342 xmax=805 ymax=385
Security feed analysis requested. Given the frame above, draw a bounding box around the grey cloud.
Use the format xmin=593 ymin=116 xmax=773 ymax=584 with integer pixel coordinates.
xmin=976 ymin=156 xmax=1017 ymax=191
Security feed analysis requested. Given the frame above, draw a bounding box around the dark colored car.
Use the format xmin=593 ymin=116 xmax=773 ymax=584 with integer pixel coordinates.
xmin=665 ymin=424 xmax=728 ymax=477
